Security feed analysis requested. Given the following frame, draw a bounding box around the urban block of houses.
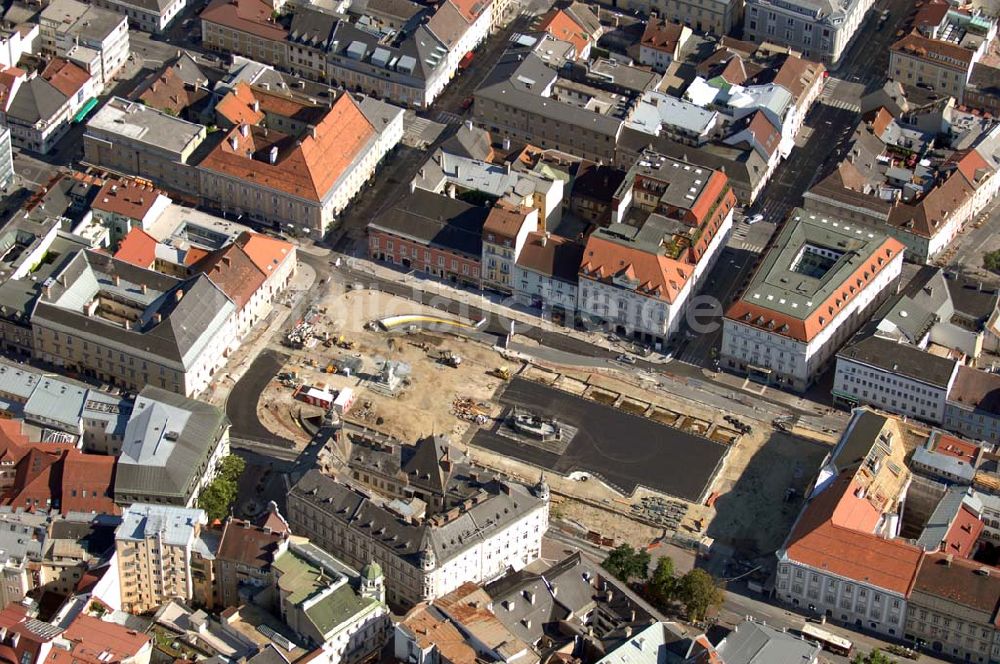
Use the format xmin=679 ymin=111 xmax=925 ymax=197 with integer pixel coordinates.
xmin=1 ymin=58 xmax=94 ymax=155
xmin=38 ymin=0 xmax=129 ymax=89
xmin=743 ymin=0 xmax=875 ymax=65
xmin=287 ymin=432 xmax=549 ymax=609
xmin=577 ymin=150 xmax=736 ymax=347
xmin=722 ymin=210 xmax=905 ymax=392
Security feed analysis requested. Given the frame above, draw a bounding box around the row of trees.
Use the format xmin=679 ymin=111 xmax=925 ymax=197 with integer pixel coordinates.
xmin=603 ymin=544 xmax=724 ymax=622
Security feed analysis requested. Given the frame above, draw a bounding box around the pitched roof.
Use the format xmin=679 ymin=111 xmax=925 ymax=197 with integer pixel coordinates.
xmin=93 ymin=179 xmax=166 ymax=221
xmin=427 ymin=1 xmax=469 ymax=49
xmin=886 ymin=171 xmax=976 ymax=239
xmin=59 ymin=451 xmax=118 ymax=514
xmin=947 ymin=365 xmax=1000 ymax=415
xmin=192 ymin=242 xmax=266 ymax=311
xmin=516 ymin=232 xmax=584 ymax=282
xmin=198 ymin=93 xmax=376 ymax=202
xmin=7 ymin=77 xmax=67 ymax=124
xmin=640 ymin=18 xmax=685 ymax=53
xmin=891 ymin=31 xmax=974 ymax=69
xmin=215 ymin=82 xmax=265 ymax=126
xmin=217 ymin=518 xmax=286 ymax=569
xmin=234 ymin=231 xmax=294 ymax=277
xmin=59 ymin=614 xmax=150 ymax=664
xmin=112 ymin=228 xmax=157 ymax=269
xmin=0 ymin=67 xmax=24 ymax=113
xmin=580 ymin=233 xmax=690 ymax=304
xmin=769 ymin=55 xmax=824 ymax=104
xmin=483 ymin=201 xmax=533 ymax=240
xmin=40 ymin=58 xmax=90 ymax=99
xmin=199 ymin=0 xmax=288 ymax=41
xmin=784 ymin=473 xmax=922 ymax=594
xmin=536 ymin=9 xmax=590 ymax=58
xmin=134 ymin=66 xmax=205 ymax=116
xmin=912 ymin=552 xmax=1000 ymax=617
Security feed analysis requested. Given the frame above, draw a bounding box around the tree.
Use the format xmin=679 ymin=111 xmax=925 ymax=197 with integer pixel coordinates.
xmin=602 ymin=544 xmax=651 ymax=582
xmin=648 ymin=556 xmax=676 ymax=604
xmin=852 ymin=650 xmax=895 ymax=664
xmin=676 ymin=569 xmax=724 ymax=622
xmin=197 ymin=455 xmax=246 ymax=521
xmin=984 ymin=250 xmax=1000 ymax=273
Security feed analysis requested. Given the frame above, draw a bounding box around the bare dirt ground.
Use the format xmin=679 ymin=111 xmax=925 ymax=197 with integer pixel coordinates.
xmin=250 ymin=287 xmax=841 ymax=556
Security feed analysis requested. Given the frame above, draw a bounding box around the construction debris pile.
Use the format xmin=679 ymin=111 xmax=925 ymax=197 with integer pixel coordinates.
xmin=284 ymin=306 xmax=324 ymax=348
xmin=632 ymin=496 xmax=688 ymax=530
xmin=452 ymin=397 xmax=490 ymax=424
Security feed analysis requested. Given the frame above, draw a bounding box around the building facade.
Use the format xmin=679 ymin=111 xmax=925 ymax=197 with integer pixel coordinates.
xmin=743 ymin=0 xmax=873 ymax=65
xmin=115 ymin=503 xmax=211 ymax=614
xmin=38 ymin=0 xmax=129 ymax=88
xmin=481 ymin=202 xmax=538 ymax=294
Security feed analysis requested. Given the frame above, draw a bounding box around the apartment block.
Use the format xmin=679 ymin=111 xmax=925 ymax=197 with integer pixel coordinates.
xmin=115 ymin=503 xmax=211 ymax=614
xmin=38 ymin=0 xmax=129 ymax=88
xmin=481 ymin=202 xmax=539 ymax=294
xmin=743 ymin=0 xmax=872 ymax=65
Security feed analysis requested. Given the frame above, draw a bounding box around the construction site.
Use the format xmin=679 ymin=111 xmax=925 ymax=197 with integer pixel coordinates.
xmin=248 ymin=285 xmax=829 ymax=558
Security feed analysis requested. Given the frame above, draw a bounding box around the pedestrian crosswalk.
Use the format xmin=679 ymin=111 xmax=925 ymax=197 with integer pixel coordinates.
xmin=818 ymin=77 xmax=861 ymax=112
xmin=434 ymin=110 xmax=466 ymax=125
xmin=821 ymin=98 xmax=862 ymax=112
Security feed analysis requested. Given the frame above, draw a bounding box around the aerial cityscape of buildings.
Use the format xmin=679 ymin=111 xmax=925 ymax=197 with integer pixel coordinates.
xmin=0 ymin=0 xmax=994 ymax=662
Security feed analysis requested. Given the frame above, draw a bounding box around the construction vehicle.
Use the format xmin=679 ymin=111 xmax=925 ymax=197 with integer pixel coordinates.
xmin=336 ymin=335 xmax=357 ymax=350
xmin=436 ymin=350 xmax=462 ymax=367
xmin=492 ymin=366 xmax=511 ymax=380
xmin=325 ymin=364 xmax=336 ymax=374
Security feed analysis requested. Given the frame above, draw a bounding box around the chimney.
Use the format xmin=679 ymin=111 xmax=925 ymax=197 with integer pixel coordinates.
xmin=113 ymin=274 xmax=120 ymax=286
xmin=153 ymin=312 xmax=162 ymax=324
xmin=123 ymin=319 xmax=130 ymax=330
xmin=502 ymin=137 xmax=511 ymax=150
xmin=309 ymin=125 xmax=317 ymax=139
xmin=175 ymin=289 xmax=184 ymax=302
xmin=229 ymin=136 xmax=239 ymax=150
xmin=252 ymin=100 xmax=260 ymax=113
xmin=409 ymin=180 xmax=416 ymax=194
xmin=464 ymin=119 xmax=472 ymax=131
xmin=540 ymin=232 xmax=548 ymax=247
xmin=269 ymin=145 xmax=278 ymax=164
xmin=239 ymin=124 xmax=249 ymax=137
xmin=141 ymin=284 xmax=148 ymax=294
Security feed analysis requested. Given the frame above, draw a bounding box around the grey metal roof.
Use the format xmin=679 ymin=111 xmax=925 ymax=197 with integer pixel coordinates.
xmin=369 ymin=189 xmax=489 ymax=258
xmin=715 ymin=619 xmax=820 ymax=664
xmin=31 ymin=250 xmax=236 ymax=370
xmin=289 ymin=468 xmax=545 ymax=568
xmin=837 ymin=334 xmax=958 ymax=389
xmin=737 ymin=210 xmax=896 ymax=322
xmin=475 ymin=50 xmax=623 ymax=138
xmin=916 ymin=485 xmax=982 ymax=551
xmin=7 ymin=77 xmax=68 ymax=125
xmin=911 ymin=446 xmax=977 ymax=483
xmin=115 ymin=503 xmax=206 ymax=546
xmin=23 ymin=376 xmax=88 ymax=430
xmin=114 ymin=386 xmax=229 ymax=503
xmin=289 ymin=6 xmax=338 ymax=47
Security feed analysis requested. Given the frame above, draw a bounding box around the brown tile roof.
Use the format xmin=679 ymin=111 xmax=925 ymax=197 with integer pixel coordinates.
xmin=399 ymin=603 xmax=477 ymax=664
xmin=198 ymin=93 xmax=376 ymax=201
xmin=870 ymin=107 xmax=895 ymax=139
xmin=193 ymin=242 xmax=266 ymax=311
xmin=135 ymin=67 xmax=207 ymax=116
xmin=483 ymin=200 xmax=533 ymax=241
xmin=93 ymin=178 xmax=166 ymax=221
xmin=771 ymin=55 xmax=824 ymax=104
xmin=948 ymin=365 xmax=1000 ymax=415
xmin=217 ymin=518 xmax=286 ymax=569
xmin=235 ymin=231 xmax=295 ymax=277
xmin=200 ymin=0 xmax=289 ymax=41
xmin=886 ymin=171 xmax=975 ymax=239
xmin=60 ymin=451 xmax=118 ymax=515
xmin=40 ymin=58 xmax=90 ymax=99
xmin=784 ymin=473 xmax=923 ymax=595
xmin=891 ymin=32 xmax=974 ymax=69
xmin=640 ymin=18 xmax=684 ymax=53
xmin=113 ymin=228 xmax=157 ymax=269
xmin=951 ymin=148 xmax=994 ymax=186
xmin=537 ymin=9 xmax=590 ymax=59
xmin=913 ymin=0 xmax=950 ymax=33
xmin=913 ymin=552 xmax=1000 ymax=616
xmin=427 ymin=1 xmax=469 ymax=49
xmin=516 ymin=232 xmax=584 ymax=282
xmin=744 ymin=110 xmax=781 ymax=157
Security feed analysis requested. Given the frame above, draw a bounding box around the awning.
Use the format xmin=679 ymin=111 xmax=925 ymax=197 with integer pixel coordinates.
xmin=72 ymin=97 xmax=99 ymax=123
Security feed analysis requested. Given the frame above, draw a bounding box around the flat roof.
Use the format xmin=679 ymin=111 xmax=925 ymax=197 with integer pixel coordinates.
xmin=472 ymin=378 xmax=727 ymax=501
xmin=86 ymin=97 xmax=204 ymax=156
xmin=838 ymin=335 xmax=957 ymax=389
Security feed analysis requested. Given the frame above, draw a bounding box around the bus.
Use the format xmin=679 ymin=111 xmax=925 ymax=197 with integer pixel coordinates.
xmin=801 ymin=623 xmax=854 ymax=657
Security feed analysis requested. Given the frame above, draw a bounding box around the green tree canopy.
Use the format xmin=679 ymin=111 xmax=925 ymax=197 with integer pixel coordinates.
xmin=602 ymin=544 xmax=651 ymax=582
xmin=852 ymin=650 xmax=895 ymax=664
xmin=984 ymin=250 xmax=1000 ymax=273
xmin=197 ymin=455 xmax=245 ymax=521
xmin=676 ymin=569 xmax=724 ymax=621
xmin=648 ymin=556 xmax=676 ymax=604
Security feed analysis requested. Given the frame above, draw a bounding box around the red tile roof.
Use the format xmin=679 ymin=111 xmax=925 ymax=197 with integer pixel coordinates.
xmin=940 ymin=504 xmax=983 ymax=558
xmin=217 ymin=518 xmax=286 ymax=569
xmin=60 ymin=452 xmax=118 ymax=515
xmin=744 ymin=110 xmax=781 ymax=158
xmin=40 ymin=58 xmax=90 ymax=99
xmin=235 ymin=231 xmax=295 ymax=278
xmin=640 ymin=18 xmax=685 ymax=54
xmin=0 ymin=67 xmax=25 ymax=112
xmin=537 ymin=9 xmax=590 ymax=59
xmin=581 ymin=234 xmax=692 ymax=304
xmin=929 ymin=433 xmax=980 ymax=463
xmin=784 ymin=474 xmax=922 ymax=595
xmin=951 ymin=148 xmax=993 ymax=186
xmin=891 ymin=31 xmax=974 ymax=69
xmin=215 ymin=82 xmax=265 ymax=126
xmin=198 ymin=93 xmax=376 ymax=201
xmin=200 ymin=0 xmax=288 ymax=41
xmin=448 ymin=0 xmax=488 ymax=24
xmin=113 ymin=228 xmax=157 ymax=269
xmin=60 ymin=614 xmax=150 ymax=663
